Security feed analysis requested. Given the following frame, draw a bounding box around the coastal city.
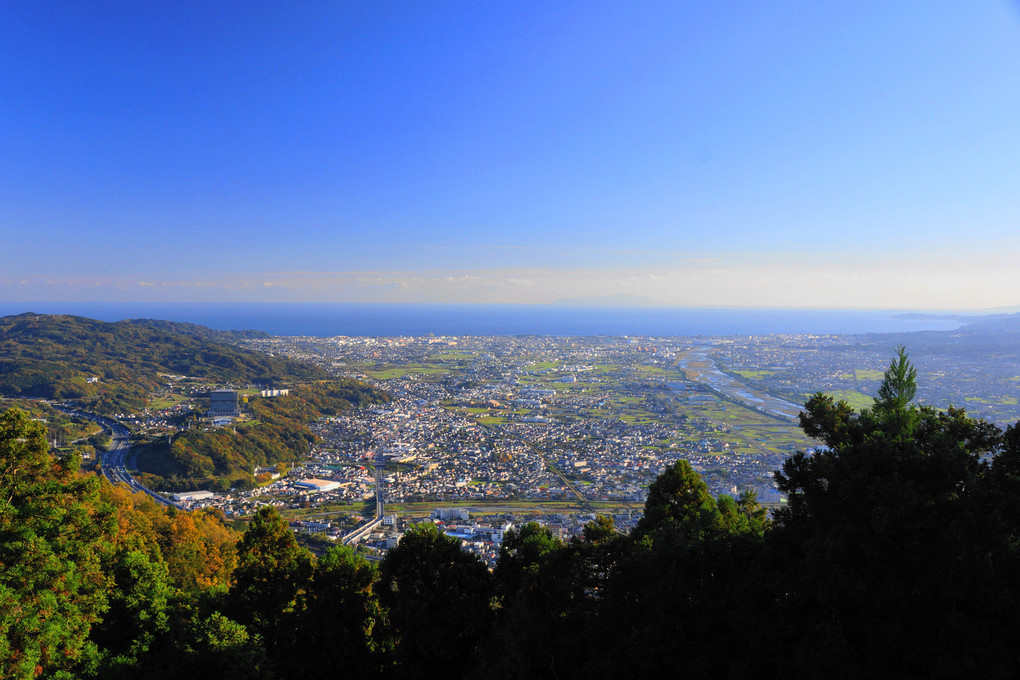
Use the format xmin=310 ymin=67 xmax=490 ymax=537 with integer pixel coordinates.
xmin=109 ymin=329 xmax=1020 ymax=559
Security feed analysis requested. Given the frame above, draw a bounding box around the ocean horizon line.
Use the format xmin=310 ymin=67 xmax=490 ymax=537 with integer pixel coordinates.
xmin=0 ymin=301 xmax=969 ymax=338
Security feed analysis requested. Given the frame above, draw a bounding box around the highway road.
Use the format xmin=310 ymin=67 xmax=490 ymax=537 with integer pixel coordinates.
xmin=54 ymin=406 xmax=182 ymax=509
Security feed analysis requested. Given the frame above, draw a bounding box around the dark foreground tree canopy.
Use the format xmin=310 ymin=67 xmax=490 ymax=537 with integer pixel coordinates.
xmin=3 ymin=348 xmax=1020 ymax=679
xmin=0 ymin=313 xmax=326 ymax=413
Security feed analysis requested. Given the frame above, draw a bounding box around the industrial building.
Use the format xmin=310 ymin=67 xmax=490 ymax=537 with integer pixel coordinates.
xmin=207 ymin=389 xmax=240 ymax=418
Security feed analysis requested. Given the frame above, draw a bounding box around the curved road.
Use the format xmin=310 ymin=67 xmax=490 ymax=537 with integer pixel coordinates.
xmin=55 ymin=406 xmax=182 ymax=509
xmin=102 ymin=423 xmax=183 ymax=508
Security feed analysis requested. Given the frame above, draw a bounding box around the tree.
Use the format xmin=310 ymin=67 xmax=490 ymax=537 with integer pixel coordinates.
xmin=163 ymin=510 xmax=237 ymax=591
xmin=871 ymin=345 xmax=920 ymax=438
xmin=89 ymin=549 xmax=173 ymax=671
xmin=633 ymin=459 xmax=714 ymax=539
xmin=283 ymin=545 xmax=390 ymax=679
xmin=718 ymin=488 xmax=770 ymax=538
xmin=0 ymin=407 xmax=110 ymax=679
xmin=493 ymin=521 xmax=563 ymax=599
xmin=769 ymin=350 xmax=1017 ymax=678
xmin=589 ymin=465 xmax=769 ymax=679
xmin=229 ymin=506 xmax=313 ymax=660
xmin=139 ymin=608 xmax=268 ymax=680
xmin=874 ymin=345 xmax=917 ymax=410
xmin=379 ymin=522 xmax=493 ymax=679
xmin=483 ymin=522 xmax=576 ymax=680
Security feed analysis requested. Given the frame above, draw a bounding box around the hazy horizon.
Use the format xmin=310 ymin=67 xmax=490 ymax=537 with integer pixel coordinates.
xmin=3 ymin=2 xmax=1019 ymax=310
xmin=0 ymin=298 xmax=1010 ymax=314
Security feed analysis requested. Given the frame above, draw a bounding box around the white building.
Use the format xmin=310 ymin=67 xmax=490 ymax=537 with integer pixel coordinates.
xmin=432 ymin=507 xmax=469 ymax=521
xmin=173 ymin=490 xmax=215 ymax=502
xmin=293 ymin=478 xmax=341 ymax=493
xmin=260 ymin=389 xmax=290 ymax=397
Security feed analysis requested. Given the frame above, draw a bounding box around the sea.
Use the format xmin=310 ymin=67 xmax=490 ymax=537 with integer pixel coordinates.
xmin=0 ymin=302 xmax=967 ymax=337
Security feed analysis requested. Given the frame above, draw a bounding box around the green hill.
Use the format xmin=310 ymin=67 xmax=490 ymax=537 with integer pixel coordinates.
xmin=135 ymin=380 xmax=391 ymax=491
xmin=0 ymin=313 xmax=326 ymax=413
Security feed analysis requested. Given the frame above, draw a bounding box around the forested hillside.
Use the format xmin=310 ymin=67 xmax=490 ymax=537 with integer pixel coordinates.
xmin=0 ymin=313 xmax=326 ymax=413
xmin=135 ymin=380 xmax=391 ymax=491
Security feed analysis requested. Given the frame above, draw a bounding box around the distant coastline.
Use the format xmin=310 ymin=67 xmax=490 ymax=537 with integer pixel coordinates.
xmin=0 ymin=302 xmax=966 ymax=337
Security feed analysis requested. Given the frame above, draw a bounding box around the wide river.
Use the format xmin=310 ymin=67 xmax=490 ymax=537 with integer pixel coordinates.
xmin=677 ymin=348 xmax=803 ymax=420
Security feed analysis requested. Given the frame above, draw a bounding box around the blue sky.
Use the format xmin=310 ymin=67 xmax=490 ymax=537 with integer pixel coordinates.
xmin=3 ymin=1 xmax=1019 ymax=309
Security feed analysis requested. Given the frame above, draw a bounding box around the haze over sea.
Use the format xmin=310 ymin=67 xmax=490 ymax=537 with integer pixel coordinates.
xmin=0 ymin=303 xmax=963 ymax=338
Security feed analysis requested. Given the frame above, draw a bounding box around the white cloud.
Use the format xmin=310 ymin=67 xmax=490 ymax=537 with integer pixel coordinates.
xmin=2 ymin=253 xmax=1017 ymax=310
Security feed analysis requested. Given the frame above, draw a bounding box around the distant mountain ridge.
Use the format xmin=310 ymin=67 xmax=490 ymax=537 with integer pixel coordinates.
xmin=958 ymin=312 xmax=1020 ymax=333
xmin=893 ymin=307 xmax=1020 ymax=328
xmin=0 ymin=312 xmax=325 ymax=413
xmin=122 ymin=317 xmax=272 ymax=341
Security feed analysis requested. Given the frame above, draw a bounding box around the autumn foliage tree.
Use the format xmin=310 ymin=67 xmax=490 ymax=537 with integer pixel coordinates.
xmin=0 ymin=408 xmax=109 ymax=679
